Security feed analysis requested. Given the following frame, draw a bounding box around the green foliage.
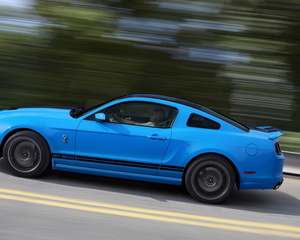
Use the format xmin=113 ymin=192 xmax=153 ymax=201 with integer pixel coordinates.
xmin=0 ymin=0 xmax=299 ymax=137
xmin=281 ymin=132 xmax=300 ymax=153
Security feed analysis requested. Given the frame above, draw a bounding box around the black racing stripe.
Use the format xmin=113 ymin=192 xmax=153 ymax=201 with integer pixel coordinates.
xmin=159 ymin=165 xmax=184 ymax=172
xmin=77 ymin=156 xmax=159 ymax=170
xmin=52 ymin=153 xmax=184 ymax=172
xmin=262 ymin=127 xmax=283 ymax=133
xmin=267 ymin=128 xmax=282 ymax=133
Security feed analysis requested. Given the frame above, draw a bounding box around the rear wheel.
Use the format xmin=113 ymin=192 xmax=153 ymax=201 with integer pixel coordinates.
xmin=3 ymin=131 xmax=50 ymax=178
xmin=185 ymin=155 xmax=235 ymax=203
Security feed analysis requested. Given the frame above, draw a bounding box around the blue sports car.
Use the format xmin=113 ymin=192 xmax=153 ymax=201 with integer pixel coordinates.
xmin=0 ymin=94 xmax=284 ymax=203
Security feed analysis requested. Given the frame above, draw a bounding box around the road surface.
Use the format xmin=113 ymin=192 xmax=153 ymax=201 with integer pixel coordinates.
xmin=0 ymin=157 xmax=299 ymax=240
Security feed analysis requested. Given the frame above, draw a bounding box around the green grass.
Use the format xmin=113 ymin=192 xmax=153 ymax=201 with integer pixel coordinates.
xmin=280 ymin=131 xmax=300 ymax=153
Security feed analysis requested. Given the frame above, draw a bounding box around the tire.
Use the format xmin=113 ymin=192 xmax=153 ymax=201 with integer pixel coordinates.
xmin=185 ymin=155 xmax=235 ymax=204
xmin=3 ymin=131 xmax=51 ymax=178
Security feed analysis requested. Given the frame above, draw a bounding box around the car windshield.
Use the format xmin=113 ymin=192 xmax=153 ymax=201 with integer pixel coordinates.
xmin=69 ymin=96 xmax=122 ymax=118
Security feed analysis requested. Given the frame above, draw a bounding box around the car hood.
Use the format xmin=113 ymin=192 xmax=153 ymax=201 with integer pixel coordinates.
xmin=0 ymin=106 xmax=74 ymax=119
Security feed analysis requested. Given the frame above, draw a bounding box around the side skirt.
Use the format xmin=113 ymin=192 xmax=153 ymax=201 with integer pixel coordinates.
xmin=53 ymin=164 xmax=182 ymax=186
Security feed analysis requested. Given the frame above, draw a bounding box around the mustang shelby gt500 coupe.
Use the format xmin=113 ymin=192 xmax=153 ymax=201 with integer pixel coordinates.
xmin=0 ymin=94 xmax=284 ymax=203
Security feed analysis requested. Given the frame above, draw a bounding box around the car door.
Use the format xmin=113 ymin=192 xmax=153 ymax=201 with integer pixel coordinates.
xmin=75 ymin=102 xmax=176 ymax=175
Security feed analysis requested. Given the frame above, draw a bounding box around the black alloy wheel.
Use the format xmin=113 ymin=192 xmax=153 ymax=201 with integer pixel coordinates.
xmin=185 ymin=155 xmax=235 ymax=204
xmin=3 ymin=131 xmax=50 ymax=178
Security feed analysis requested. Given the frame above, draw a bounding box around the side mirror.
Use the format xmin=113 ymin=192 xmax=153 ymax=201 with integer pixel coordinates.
xmin=95 ymin=113 xmax=106 ymax=121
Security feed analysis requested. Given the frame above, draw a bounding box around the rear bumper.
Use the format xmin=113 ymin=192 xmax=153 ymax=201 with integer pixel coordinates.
xmin=239 ymin=175 xmax=284 ymax=190
xmin=239 ymin=153 xmax=284 ymax=190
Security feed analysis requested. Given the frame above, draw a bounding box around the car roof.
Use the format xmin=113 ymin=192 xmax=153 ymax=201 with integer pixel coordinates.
xmin=118 ymin=94 xmax=249 ymax=132
xmin=119 ymin=94 xmax=204 ymax=111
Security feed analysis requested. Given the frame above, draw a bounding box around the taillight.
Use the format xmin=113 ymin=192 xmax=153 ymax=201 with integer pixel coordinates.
xmin=275 ymin=142 xmax=282 ymax=155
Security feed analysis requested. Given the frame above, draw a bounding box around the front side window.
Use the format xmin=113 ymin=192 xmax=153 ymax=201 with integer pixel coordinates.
xmin=187 ymin=113 xmax=220 ymax=129
xmin=103 ymin=102 xmax=177 ymax=128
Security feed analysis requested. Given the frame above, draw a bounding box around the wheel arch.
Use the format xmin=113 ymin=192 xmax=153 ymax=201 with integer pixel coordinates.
xmin=0 ymin=128 xmax=51 ymax=160
xmin=182 ymin=152 xmax=240 ymax=189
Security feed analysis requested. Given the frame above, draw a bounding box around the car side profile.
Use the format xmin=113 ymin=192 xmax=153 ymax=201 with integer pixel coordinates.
xmin=0 ymin=94 xmax=284 ymax=203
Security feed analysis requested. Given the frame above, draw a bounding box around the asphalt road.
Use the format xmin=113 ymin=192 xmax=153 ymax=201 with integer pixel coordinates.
xmin=284 ymin=152 xmax=300 ymax=176
xmin=0 ymin=157 xmax=300 ymax=240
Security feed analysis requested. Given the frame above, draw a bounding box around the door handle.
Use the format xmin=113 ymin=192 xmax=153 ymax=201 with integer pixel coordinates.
xmin=148 ymin=134 xmax=166 ymax=140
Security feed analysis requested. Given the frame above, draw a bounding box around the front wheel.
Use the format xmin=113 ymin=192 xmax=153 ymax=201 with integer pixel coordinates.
xmin=185 ymin=155 xmax=235 ymax=204
xmin=3 ymin=131 xmax=51 ymax=178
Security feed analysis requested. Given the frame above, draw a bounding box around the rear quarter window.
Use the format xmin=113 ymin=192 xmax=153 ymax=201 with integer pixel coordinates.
xmin=187 ymin=113 xmax=221 ymax=130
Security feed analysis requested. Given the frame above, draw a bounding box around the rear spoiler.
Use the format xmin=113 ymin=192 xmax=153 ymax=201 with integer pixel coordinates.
xmin=256 ymin=126 xmax=283 ymax=140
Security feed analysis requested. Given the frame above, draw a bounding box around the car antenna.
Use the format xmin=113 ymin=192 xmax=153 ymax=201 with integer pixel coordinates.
xmin=244 ymin=107 xmax=252 ymax=125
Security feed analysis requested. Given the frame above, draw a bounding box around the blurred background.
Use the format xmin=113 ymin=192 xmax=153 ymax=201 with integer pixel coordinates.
xmin=0 ymin=0 xmax=299 ymax=151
